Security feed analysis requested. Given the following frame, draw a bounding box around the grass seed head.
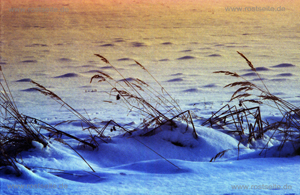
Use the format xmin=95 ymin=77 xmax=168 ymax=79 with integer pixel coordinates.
xmin=94 ymin=54 xmax=110 ymax=64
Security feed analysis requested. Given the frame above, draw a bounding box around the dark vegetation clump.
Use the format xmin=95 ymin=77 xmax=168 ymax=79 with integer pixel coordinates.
xmin=0 ymin=67 xmax=48 ymax=176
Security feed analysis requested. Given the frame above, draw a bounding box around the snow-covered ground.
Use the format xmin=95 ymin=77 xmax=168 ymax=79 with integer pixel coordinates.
xmin=1 ymin=0 xmax=300 ymax=194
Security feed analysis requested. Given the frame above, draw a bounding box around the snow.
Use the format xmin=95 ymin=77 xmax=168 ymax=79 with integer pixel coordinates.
xmin=1 ymin=0 xmax=300 ymax=194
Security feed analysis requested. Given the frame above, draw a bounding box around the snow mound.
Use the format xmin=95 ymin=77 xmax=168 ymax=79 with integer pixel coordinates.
xmin=82 ymin=121 xmax=250 ymax=169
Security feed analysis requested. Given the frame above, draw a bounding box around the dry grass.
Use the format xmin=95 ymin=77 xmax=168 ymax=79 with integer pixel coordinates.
xmin=31 ymin=80 xmax=108 ymax=147
xmin=0 ymin=67 xmax=49 ymax=176
xmin=0 ymin=67 xmax=100 ymax=176
xmin=2 ymin=50 xmax=298 ymax=175
xmin=91 ymin=54 xmax=197 ymax=138
xmin=26 ymin=54 xmax=199 ymax=170
xmin=205 ymin=51 xmax=300 ymax=160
